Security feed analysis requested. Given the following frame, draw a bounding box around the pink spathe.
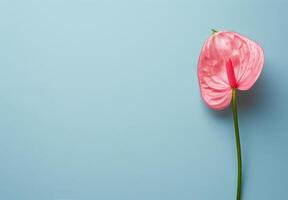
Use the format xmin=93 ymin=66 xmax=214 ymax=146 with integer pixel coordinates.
xmin=198 ymin=31 xmax=264 ymax=110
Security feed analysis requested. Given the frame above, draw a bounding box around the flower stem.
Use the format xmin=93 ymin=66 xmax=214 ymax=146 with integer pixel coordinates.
xmin=211 ymin=29 xmax=218 ymax=34
xmin=232 ymin=89 xmax=242 ymax=200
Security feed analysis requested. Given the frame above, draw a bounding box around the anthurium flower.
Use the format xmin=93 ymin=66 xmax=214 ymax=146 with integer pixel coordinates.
xmin=197 ymin=30 xmax=264 ymax=200
xmin=198 ymin=31 xmax=264 ymax=110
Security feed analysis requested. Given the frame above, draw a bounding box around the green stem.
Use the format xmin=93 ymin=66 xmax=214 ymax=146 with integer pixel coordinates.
xmin=232 ymin=89 xmax=242 ymax=200
xmin=211 ymin=29 xmax=218 ymax=34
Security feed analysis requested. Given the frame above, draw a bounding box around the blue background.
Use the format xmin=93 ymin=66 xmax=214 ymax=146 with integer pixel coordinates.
xmin=0 ymin=0 xmax=287 ymax=199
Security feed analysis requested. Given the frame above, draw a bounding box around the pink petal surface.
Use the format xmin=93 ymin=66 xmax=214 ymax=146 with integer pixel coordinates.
xmin=198 ymin=31 xmax=264 ymax=110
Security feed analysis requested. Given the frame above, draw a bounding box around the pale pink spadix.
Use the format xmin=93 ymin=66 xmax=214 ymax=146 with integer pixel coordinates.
xmin=198 ymin=31 xmax=264 ymax=110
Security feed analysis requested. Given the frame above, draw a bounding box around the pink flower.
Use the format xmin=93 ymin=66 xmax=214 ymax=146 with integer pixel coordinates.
xmin=198 ymin=31 xmax=264 ymax=110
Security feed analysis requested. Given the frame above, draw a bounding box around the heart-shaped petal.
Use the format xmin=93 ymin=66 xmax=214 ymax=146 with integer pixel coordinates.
xmin=198 ymin=31 xmax=264 ymax=110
